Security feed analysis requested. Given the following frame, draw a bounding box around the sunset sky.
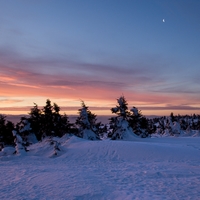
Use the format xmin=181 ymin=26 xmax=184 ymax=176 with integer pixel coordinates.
xmin=0 ymin=0 xmax=200 ymax=116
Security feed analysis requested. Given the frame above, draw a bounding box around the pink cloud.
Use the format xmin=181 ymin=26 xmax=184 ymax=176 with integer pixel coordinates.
xmin=1 ymin=48 xmax=200 ymax=116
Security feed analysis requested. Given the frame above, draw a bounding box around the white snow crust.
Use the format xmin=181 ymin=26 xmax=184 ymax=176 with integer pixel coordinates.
xmin=0 ymin=136 xmax=200 ymax=199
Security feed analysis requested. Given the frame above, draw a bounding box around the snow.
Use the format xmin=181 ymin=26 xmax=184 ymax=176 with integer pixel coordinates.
xmin=0 ymin=147 xmax=15 ymax=156
xmin=111 ymin=118 xmax=138 ymax=140
xmin=0 ymin=136 xmax=200 ymax=199
xmin=80 ymin=107 xmax=90 ymax=127
xmin=82 ymin=129 xmax=98 ymax=140
xmin=130 ymin=107 xmax=139 ymax=116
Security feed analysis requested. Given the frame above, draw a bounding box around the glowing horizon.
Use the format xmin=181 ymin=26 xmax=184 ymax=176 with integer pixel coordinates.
xmin=1 ymin=97 xmax=200 ymax=117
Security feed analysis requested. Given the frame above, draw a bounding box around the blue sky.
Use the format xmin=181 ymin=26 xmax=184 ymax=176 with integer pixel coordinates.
xmin=0 ymin=0 xmax=200 ymax=116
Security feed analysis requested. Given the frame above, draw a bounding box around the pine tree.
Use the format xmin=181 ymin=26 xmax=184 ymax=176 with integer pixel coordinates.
xmin=111 ymin=96 xmax=130 ymax=119
xmin=16 ymin=117 xmax=32 ymax=144
xmin=128 ymin=107 xmax=149 ymax=138
xmin=15 ymin=116 xmax=38 ymax=145
xmin=0 ymin=115 xmax=15 ymax=147
xmin=28 ymin=103 xmax=43 ymax=140
xmin=170 ymin=112 xmax=175 ymax=122
xmin=75 ymin=101 xmax=100 ymax=140
xmin=20 ymin=99 xmax=73 ymax=140
xmin=41 ymin=99 xmax=54 ymax=137
xmin=109 ymin=96 xmax=136 ymax=140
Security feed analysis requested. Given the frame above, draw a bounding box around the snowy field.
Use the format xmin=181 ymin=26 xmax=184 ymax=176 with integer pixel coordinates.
xmin=1 ymin=136 xmax=200 ymax=200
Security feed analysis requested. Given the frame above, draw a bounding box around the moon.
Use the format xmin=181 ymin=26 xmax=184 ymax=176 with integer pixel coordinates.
xmin=163 ymin=19 xmax=165 ymax=23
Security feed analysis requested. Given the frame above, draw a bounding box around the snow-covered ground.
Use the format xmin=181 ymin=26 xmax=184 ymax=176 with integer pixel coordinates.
xmin=0 ymin=136 xmax=200 ymax=200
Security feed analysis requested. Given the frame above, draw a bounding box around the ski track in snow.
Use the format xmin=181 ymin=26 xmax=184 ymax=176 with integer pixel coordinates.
xmin=0 ymin=137 xmax=200 ymax=200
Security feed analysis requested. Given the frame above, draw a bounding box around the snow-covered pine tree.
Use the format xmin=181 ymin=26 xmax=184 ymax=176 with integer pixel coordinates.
xmin=128 ymin=107 xmax=149 ymax=138
xmin=164 ymin=116 xmax=182 ymax=136
xmin=172 ymin=121 xmax=181 ymax=136
xmin=162 ymin=117 xmax=173 ymax=136
xmin=75 ymin=101 xmax=100 ymax=140
xmin=196 ymin=117 xmax=200 ymax=130
xmin=12 ymin=130 xmax=27 ymax=154
xmin=15 ymin=117 xmax=38 ymax=145
xmin=180 ymin=118 xmax=187 ymax=130
xmin=184 ymin=124 xmax=193 ymax=136
xmin=158 ymin=117 xmax=166 ymax=134
xmin=109 ymin=96 xmax=137 ymax=140
xmin=111 ymin=95 xmax=130 ymax=119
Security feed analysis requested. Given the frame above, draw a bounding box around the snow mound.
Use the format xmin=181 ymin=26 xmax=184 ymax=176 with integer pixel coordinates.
xmin=27 ymin=133 xmax=38 ymax=144
xmin=193 ymin=130 xmax=200 ymax=137
xmin=27 ymin=137 xmax=64 ymax=158
xmin=0 ymin=147 xmax=15 ymax=156
xmin=26 ymin=135 xmax=87 ymax=158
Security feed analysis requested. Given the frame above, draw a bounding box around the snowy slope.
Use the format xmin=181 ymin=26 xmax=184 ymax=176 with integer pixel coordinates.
xmin=0 ymin=136 xmax=200 ymax=200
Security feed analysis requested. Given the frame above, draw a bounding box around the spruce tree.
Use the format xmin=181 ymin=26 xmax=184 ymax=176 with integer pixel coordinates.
xmin=15 ymin=117 xmax=33 ymax=145
xmin=109 ymin=96 xmax=136 ymax=140
xmin=19 ymin=99 xmax=73 ymax=141
xmin=111 ymin=96 xmax=130 ymax=119
xmin=41 ymin=99 xmax=54 ymax=137
xmin=75 ymin=101 xmax=100 ymax=140
xmin=128 ymin=107 xmax=149 ymax=138
xmin=0 ymin=115 xmax=15 ymax=147
xmin=28 ymin=103 xmax=43 ymax=140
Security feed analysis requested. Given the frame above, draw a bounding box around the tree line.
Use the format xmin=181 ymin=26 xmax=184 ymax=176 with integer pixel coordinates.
xmin=0 ymin=96 xmax=200 ymax=149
